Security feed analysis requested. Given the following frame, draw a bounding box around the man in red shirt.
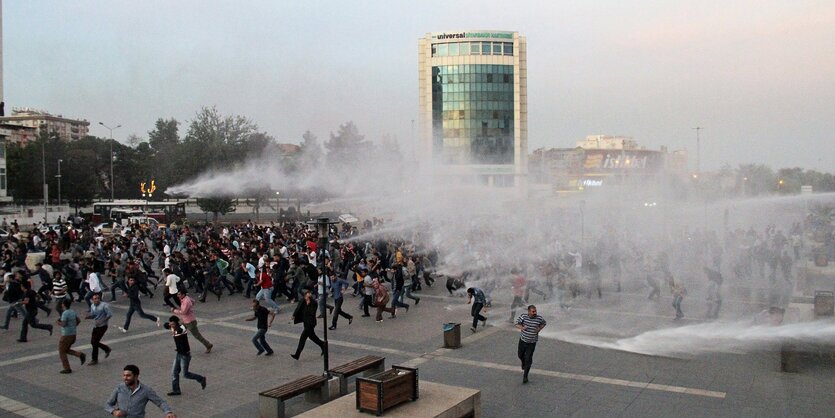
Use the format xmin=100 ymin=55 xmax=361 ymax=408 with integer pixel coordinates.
xmin=254 ymin=266 xmax=280 ymax=313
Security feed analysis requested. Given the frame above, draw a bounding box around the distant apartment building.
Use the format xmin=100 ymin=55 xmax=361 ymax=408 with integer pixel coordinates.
xmin=0 ymin=126 xmax=12 ymax=202
xmin=529 ymin=135 xmax=687 ymax=192
xmin=0 ymin=108 xmax=90 ymax=143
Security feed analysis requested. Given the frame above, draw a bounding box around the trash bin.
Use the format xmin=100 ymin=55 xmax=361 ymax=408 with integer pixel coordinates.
xmin=814 ymin=291 xmax=834 ymax=317
xmin=443 ymin=323 xmax=461 ymax=349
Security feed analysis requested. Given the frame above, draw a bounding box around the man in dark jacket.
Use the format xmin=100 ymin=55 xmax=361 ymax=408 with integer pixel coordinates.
xmin=289 ymin=290 xmax=324 ymax=360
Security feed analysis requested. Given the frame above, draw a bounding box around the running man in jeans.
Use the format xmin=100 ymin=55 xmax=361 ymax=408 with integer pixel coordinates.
xmin=163 ymin=316 xmax=207 ymax=396
xmin=85 ymin=293 xmax=112 ymax=365
xmin=245 ymin=299 xmax=275 ymax=355
xmin=466 ymin=287 xmax=488 ymax=332
xmin=328 ymin=273 xmax=353 ymax=330
xmin=254 ymin=266 xmax=280 ymax=313
xmin=119 ymin=277 xmax=160 ymax=333
xmin=515 ymin=305 xmax=546 ymax=384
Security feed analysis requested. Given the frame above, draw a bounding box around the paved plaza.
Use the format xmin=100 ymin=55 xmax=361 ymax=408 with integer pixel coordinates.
xmin=1 ymin=283 xmax=835 ymax=417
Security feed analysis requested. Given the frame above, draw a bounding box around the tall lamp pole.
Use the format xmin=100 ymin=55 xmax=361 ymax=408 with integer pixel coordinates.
xmin=693 ymin=127 xmax=703 ymax=175
xmin=99 ymin=122 xmax=122 ymax=201
xmin=42 ymin=140 xmax=48 ymax=223
xmin=56 ymin=159 xmax=63 ymax=206
xmin=308 ymin=217 xmax=336 ymax=378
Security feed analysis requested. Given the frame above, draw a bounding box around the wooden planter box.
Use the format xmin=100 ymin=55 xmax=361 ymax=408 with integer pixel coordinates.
xmin=356 ymin=365 xmax=419 ymax=416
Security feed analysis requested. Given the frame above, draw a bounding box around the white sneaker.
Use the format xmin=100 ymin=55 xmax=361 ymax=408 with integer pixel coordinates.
xmin=118 ymin=326 xmax=127 ymax=333
xmin=156 ymin=318 xmax=161 ymax=327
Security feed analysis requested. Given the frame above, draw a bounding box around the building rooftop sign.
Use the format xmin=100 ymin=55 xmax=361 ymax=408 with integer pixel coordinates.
xmin=431 ymin=30 xmax=514 ymax=40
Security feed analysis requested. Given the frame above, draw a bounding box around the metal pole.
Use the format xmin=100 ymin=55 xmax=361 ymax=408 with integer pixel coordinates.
xmin=693 ymin=127 xmax=702 ymax=175
xmin=110 ymin=138 xmax=114 ymax=200
xmin=99 ymin=122 xmax=121 ymax=201
xmin=56 ymin=159 xmax=62 ymax=206
xmin=318 ymin=218 xmax=330 ymax=378
xmin=42 ymin=140 xmax=48 ymax=224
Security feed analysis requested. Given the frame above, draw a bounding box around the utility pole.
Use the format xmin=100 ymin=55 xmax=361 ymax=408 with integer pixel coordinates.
xmin=56 ymin=159 xmax=62 ymax=206
xmin=693 ymin=127 xmax=703 ymax=175
xmin=42 ymin=140 xmax=48 ymax=224
xmin=99 ymin=122 xmax=122 ymax=201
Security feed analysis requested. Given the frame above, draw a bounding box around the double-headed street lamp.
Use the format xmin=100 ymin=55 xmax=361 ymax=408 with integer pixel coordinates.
xmin=56 ymin=159 xmax=63 ymax=206
xmin=307 ymin=217 xmax=338 ymax=378
xmin=99 ymin=122 xmax=121 ymax=201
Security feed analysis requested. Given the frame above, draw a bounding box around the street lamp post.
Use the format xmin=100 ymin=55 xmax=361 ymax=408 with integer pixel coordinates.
xmin=307 ymin=217 xmax=337 ymax=378
xmin=41 ymin=140 xmax=48 ymax=224
xmin=56 ymin=159 xmax=63 ymax=206
xmin=99 ymin=122 xmax=122 ymax=201
xmin=275 ymin=192 xmax=280 ymax=219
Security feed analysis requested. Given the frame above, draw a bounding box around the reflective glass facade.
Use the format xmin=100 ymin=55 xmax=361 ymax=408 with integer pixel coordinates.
xmin=431 ymin=41 xmax=513 ymax=57
xmin=432 ymin=64 xmax=515 ymax=164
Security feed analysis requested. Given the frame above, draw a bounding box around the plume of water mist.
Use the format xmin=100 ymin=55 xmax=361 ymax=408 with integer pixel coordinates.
xmin=544 ymin=320 xmax=835 ymax=357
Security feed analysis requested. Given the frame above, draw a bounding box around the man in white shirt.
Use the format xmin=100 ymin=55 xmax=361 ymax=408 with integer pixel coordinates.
xmin=85 ymin=270 xmax=103 ymax=309
xmin=162 ymin=268 xmax=181 ymax=309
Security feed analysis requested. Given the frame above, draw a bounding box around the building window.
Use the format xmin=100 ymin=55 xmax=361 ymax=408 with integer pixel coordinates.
xmin=481 ymin=42 xmax=491 ymax=55
xmin=431 ymin=44 xmax=437 ymax=56
xmin=471 ymin=43 xmax=480 ymax=54
xmin=438 ymin=44 xmax=448 ymax=56
xmin=0 ymin=168 xmax=6 ymax=191
xmin=493 ymin=43 xmax=502 ymax=55
xmin=449 ymin=43 xmax=459 ymax=56
xmin=503 ymin=43 xmax=513 ymax=56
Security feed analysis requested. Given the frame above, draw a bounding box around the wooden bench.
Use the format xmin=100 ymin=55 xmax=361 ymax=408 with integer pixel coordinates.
xmin=329 ymin=355 xmax=385 ymax=396
xmin=259 ymin=375 xmax=328 ymax=418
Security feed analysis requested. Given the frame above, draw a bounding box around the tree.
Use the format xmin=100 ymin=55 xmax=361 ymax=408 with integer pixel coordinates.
xmin=324 ymin=121 xmax=373 ymax=168
xmin=62 ymin=148 xmax=96 ymax=214
xmin=197 ymin=197 xmax=236 ymax=222
xmin=182 ymin=106 xmax=263 ymax=179
xmin=299 ymin=130 xmax=322 ymax=168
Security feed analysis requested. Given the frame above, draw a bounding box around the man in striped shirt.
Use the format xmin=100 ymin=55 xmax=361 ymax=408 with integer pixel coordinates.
xmin=515 ymin=305 xmax=546 ymax=384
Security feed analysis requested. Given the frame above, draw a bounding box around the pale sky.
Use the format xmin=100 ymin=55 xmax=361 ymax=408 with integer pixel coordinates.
xmin=4 ymin=0 xmax=834 ymax=171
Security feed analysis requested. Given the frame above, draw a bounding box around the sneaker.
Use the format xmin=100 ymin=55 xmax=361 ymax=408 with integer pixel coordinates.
xmin=361 ymin=314 xmax=370 ymax=318
xmin=470 ymin=327 xmax=477 ymax=333
xmin=348 ymin=317 xmax=353 ymax=325
xmin=415 ymin=299 xmax=420 ymax=305
xmin=105 ymin=350 xmax=111 ymax=359
xmin=328 ymin=325 xmax=336 ymax=330
xmin=256 ymin=350 xmax=264 ymax=356
xmin=156 ymin=318 xmax=161 ymax=327
xmin=265 ymin=351 xmax=274 ymax=356
xmin=523 ymin=376 xmax=529 ymax=384
xmin=80 ymin=353 xmax=86 ymax=365
xmin=205 ymin=345 xmax=213 ymax=354
xmin=59 ymin=369 xmax=72 ymax=374
xmin=376 ymin=319 xmax=383 ymax=323
xmin=167 ymin=391 xmax=182 ymax=396
xmin=290 ymin=354 xmax=300 ymax=360
xmin=87 ymin=360 xmax=98 ymax=366
xmin=118 ymin=327 xmax=127 ymax=333
xmin=201 ymin=377 xmax=207 ymax=390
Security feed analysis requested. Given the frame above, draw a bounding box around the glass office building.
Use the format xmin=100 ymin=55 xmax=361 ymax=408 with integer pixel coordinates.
xmin=419 ymin=30 xmax=527 ymax=188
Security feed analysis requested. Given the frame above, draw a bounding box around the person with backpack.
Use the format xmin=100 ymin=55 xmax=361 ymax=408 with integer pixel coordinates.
xmin=372 ymin=276 xmax=396 ymax=323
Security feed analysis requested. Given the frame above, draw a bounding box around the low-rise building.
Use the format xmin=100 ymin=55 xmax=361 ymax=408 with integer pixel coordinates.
xmin=0 ymin=107 xmax=90 ymax=143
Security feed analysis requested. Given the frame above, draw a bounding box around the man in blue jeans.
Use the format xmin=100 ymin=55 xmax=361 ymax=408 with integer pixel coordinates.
xmin=466 ymin=287 xmax=488 ymax=332
xmin=245 ymin=299 xmax=275 ymax=355
xmin=163 ymin=316 xmax=207 ymax=396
